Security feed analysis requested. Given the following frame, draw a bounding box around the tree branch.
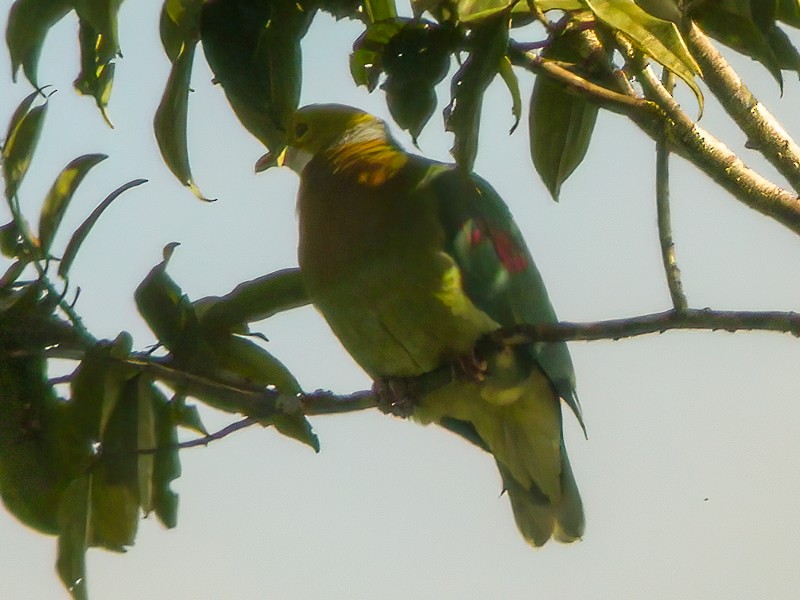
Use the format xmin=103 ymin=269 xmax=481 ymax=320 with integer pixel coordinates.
xmin=655 ymin=69 xmax=688 ymax=311
xmin=490 ymin=308 xmax=800 ymax=345
xmin=684 ymin=22 xmax=800 ymax=193
xmin=619 ymin=41 xmax=800 ymax=237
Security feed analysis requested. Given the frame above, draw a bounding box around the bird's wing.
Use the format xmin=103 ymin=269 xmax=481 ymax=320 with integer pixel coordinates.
xmin=420 ymin=164 xmax=584 ymax=430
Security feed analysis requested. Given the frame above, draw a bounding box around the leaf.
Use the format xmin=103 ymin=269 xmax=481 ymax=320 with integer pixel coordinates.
xmin=136 ymin=377 xmax=157 ymax=514
xmin=2 ymin=91 xmax=48 ymax=201
xmin=200 ymin=0 xmax=315 ymax=151
xmin=152 ymin=388 xmax=181 ymax=528
xmin=529 ymin=74 xmax=598 ymax=200
xmin=196 ymin=268 xmax=309 ymax=333
xmin=381 ymin=20 xmax=455 ymax=141
xmin=209 ymin=334 xmax=319 ymax=451
xmin=134 ymin=249 xmax=200 ymax=352
xmin=38 ymin=154 xmax=108 ymax=254
xmin=154 ymin=40 xmax=209 ymax=200
xmin=160 ymin=0 xmax=204 ymax=62
xmin=365 ymin=0 xmax=398 ymax=21
xmin=0 ymin=260 xmax=27 ymax=289
xmin=57 ymin=476 xmax=90 ymax=600
xmin=90 ymin=375 xmax=141 ymax=551
xmin=457 ymin=0 xmax=517 ymax=24
xmin=585 ymin=0 xmax=703 ymax=113
xmin=692 ymin=2 xmax=798 ymax=87
xmin=528 ymin=24 xmax=600 ymax=200
xmin=59 ymin=178 xmax=147 ymax=277
xmin=777 ymin=0 xmax=800 ymax=27
xmin=0 ymin=221 xmax=24 ymax=258
xmin=498 ymin=56 xmax=521 ymax=133
xmin=73 ymin=9 xmax=119 ymax=127
xmin=0 ymin=357 xmax=66 ymax=535
xmin=6 ymin=0 xmax=74 ymax=87
xmin=444 ymin=13 xmax=509 ymax=170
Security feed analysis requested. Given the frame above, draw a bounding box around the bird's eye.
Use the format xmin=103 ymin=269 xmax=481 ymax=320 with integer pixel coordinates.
xmin=294 ymin=122 xmax=310 ymax=139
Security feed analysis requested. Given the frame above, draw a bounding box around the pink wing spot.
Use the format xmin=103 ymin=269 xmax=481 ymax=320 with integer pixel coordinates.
xmin=468 ymin=222 xmax=484 ymax=246
xmin=488 ymin=227 xmax=529 ymax=273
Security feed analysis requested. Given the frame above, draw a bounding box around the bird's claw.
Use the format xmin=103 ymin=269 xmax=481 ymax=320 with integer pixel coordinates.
xmin=455 ymin=351 xmax=489 ymax=383
xmin=372 ymin=377 xmax=418 ymax=418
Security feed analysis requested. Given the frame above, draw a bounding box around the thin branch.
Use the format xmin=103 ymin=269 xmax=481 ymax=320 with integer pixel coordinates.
xmin=684 ymin=22 xmax=800 ymax=193
xmin=136 ymin=417 xmax=260 ymax=454
xmin=656 ymin=69 xmax=688 ymax=311
xmin=490 ymin=308 xmax=800 ymax=345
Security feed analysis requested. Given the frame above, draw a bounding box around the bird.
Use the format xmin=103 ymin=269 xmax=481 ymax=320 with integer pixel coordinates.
xmin=262 ymin=103 xmax=585 ymax=546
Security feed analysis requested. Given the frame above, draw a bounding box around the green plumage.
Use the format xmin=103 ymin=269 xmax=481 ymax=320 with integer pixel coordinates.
xmin=282 ymin=104 xmax=584 ymax=546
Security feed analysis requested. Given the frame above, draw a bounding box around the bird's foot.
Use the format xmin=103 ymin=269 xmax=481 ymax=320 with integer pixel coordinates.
xmin=455 ymin=350 xmax=490 ymax=383
xmin=372 ymin=377 xmax=419 ymax=418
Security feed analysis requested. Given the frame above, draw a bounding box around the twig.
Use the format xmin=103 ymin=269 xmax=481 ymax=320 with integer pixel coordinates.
xmin=136 ymin=417 xmax=260 ymax=454
xmin=656 ymin=69 xmax=688 ymax=311
xmin=490 ymin=308 xmax=800 ymax=345
xmin=684 ymin=22 xmax=800 ymax=193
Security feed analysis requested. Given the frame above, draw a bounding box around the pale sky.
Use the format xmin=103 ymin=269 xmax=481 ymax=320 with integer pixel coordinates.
xmin=2 ymin=3 xmax=800 ymax=599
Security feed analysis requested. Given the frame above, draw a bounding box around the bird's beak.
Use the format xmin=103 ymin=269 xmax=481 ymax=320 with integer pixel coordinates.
xmin=254 ymin=146 xmax=288 ymax=173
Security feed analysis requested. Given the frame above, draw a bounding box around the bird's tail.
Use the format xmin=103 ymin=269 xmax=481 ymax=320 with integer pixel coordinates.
xmin=498 ymin=435 xmax=583 ymax=546
xmin=428 ymin=357 xmax=584 ymax=546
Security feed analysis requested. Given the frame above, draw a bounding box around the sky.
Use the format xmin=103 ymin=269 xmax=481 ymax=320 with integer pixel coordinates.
xmin=2 ymin=3 xmax=800 ymax=599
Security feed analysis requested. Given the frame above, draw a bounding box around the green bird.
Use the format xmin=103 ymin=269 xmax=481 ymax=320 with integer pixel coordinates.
xmin=266 ymin=104 xmax=585 ymax=546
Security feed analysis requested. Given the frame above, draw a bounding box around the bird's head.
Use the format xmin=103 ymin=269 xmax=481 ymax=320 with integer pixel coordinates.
xmin=255 ymin=104 xmax=392 ymax=174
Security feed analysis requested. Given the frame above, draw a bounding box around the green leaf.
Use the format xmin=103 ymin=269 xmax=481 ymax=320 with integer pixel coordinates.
xmin=73 ymin=6 xmax=120 ymax=127
xmin=529 ymin=74 xmax=598 ymax=200
xmin=457 ymin=0 xmax=517 ymax=24
xmin=692 ymin=2 xmax=796 ymax=86
xmin=200 ymin=0 xmax=314 ymax=151
xmin=171 ymin=394 xmax=207 ymax=436
xmin=351 ymin=19 xmax=455 ymax=140
xmin=380 ymin=20 xmax=454 ymax=141
xmin=0 ymin=260 xmax=27 ymax=289
xmin=585 ymin=0 xmax=703 ymax=112
xmin=0 ymin=357 xmax=66 ymax=535
xmin=134 ymin=249 xmax=200 ymax=352
xmin=6 ymin=0 xmax=74 ymax=87
xmin=57 ymin=476 xmax=90 ymax=600
xmin=59 ymin=178 xmax=147 ymax=277
xmin=444 ymin=13 xmax=509 ymax=170
xmin=38 ymin=154 xmax=108 ymax=255
xmin=777 ymin=0 xmax=800 ymax=27
xmin=154 ymin=40 xmax=209 ymax=200
xmin=196 ymin=268 xmax=309 ymax=333
xmin=365 ymin=0 xmax=398 ymax=21
xmin=498 ymin=56 xmax=521 ymax=133
xmin=528 ymin=24 xmax=600 ymax=200
xmin=136 ymin=377 xmax=157 ymax=514
xmin=2 ymin=91 xmax=48 ymax=201
xmin=0 ymin=220 xmax=24 ymax=258
xmin=633 ymin=0 xmax=682 ymax=22
xmin=160 ymin=0 xmax=204 ymax=62
xmin=152 ymin=388 xmax=181 ymax=528
xmin=209 ymin=335 xmax=318 ymax=451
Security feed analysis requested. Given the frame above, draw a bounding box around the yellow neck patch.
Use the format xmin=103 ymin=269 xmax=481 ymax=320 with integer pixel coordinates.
xmin=327 ymin=138 xmax=409 ymax=187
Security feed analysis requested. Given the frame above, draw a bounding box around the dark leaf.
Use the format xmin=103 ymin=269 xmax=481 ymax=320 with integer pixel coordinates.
xmin=134 ymin=249 xmax=200 ymax=353
xmin=6 ymin=0 xmax=73 ymax=87
xmin=154 ymin=40 xmax=208 ymax=199
xmin=57 ymin=476 xmax=90 ymax=600
xmin=73 ymin=6 xmax=120 ymax=126
xmin=444 ymin=14 xmax=509 ymax=170
xmin=2 ymin=91 xmax=48 ymax=201
xmin=152 ymin=387 xmax=181 ymax=528
xmin=59 ymin=178 xmax=147 ymax=277
xmin=200 ymin=0 xmax=315 ymax=150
